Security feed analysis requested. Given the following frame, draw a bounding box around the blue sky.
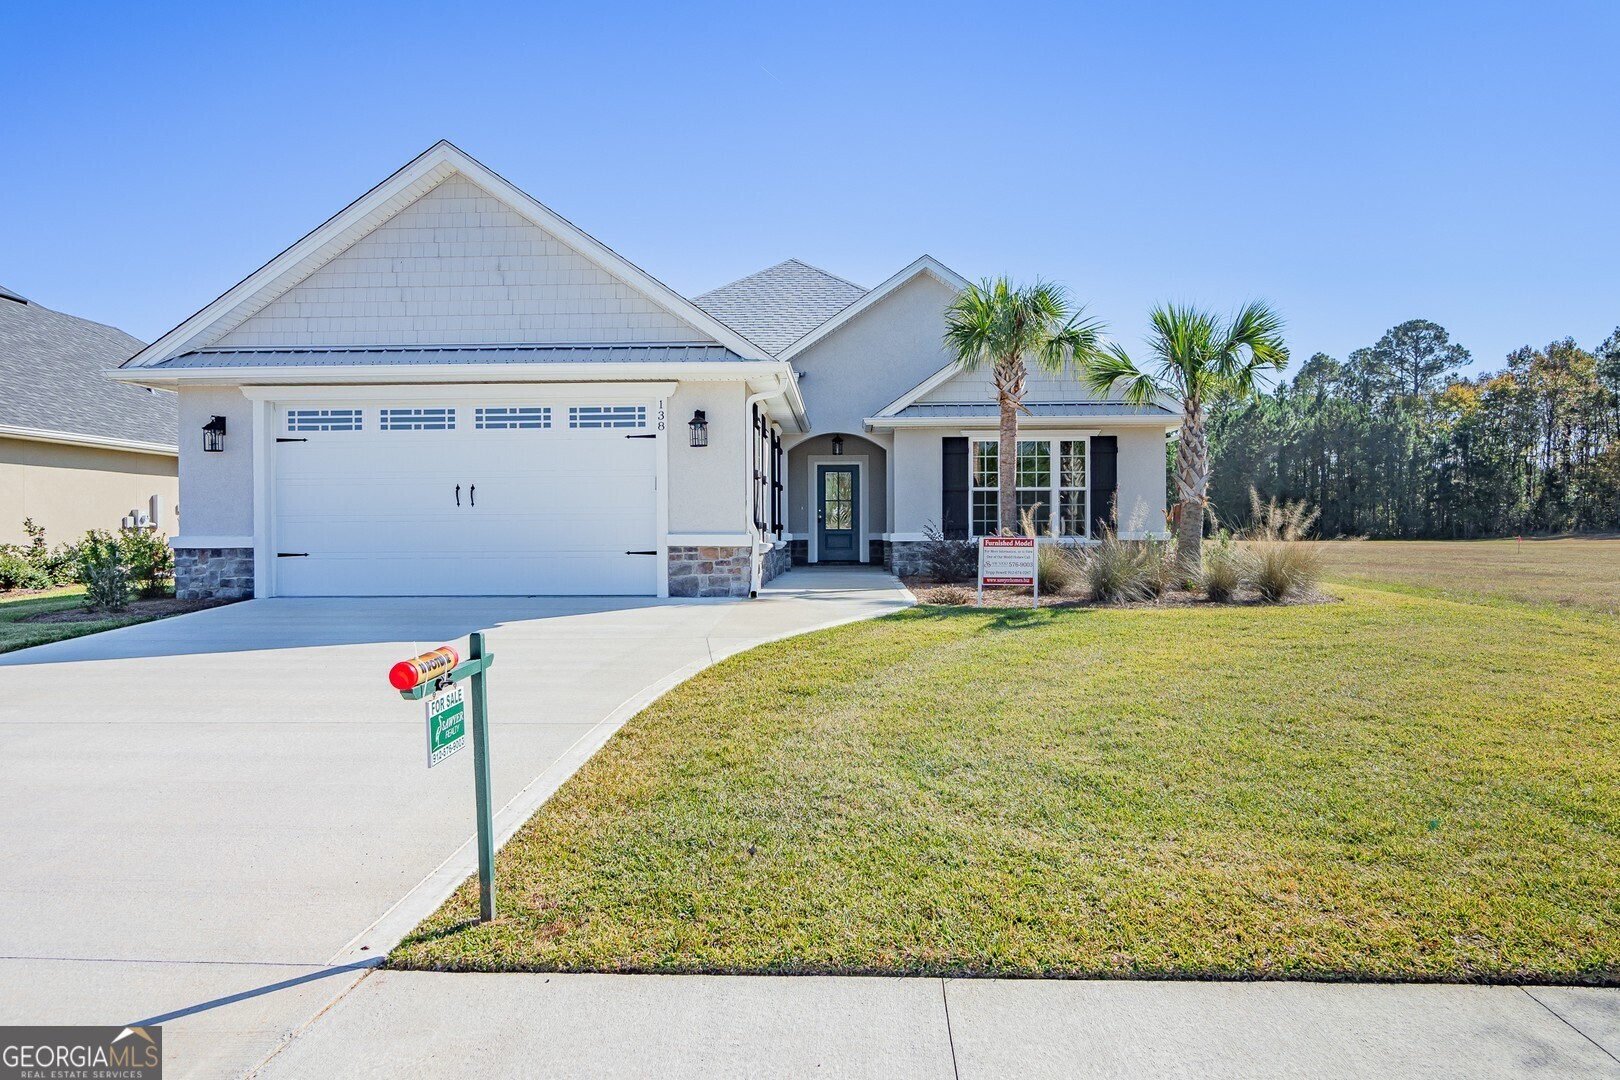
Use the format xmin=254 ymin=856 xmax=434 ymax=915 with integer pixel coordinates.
xmin=4 ymin=1 xmax=1616 ymax=376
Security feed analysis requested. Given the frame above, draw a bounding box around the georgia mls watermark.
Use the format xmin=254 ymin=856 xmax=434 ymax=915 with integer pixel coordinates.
xmin=1 ymin=1026 xmax=161 ymax=1080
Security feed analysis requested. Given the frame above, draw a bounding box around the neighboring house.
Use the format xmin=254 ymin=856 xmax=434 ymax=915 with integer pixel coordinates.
xmin=112 ymin=142 xmax=1173 ymax=601
xmin=0 ymin=286 xmax=177 ymax=546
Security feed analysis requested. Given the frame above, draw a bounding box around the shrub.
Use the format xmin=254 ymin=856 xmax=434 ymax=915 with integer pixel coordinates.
xmin=917 ymin=522 xmax=978 ymax=583
xmin=77 ymin=531 xmax=131 ymax=612
xmin=1246 ymin=489 xmax=1320 ymax=541
xmin=1200 ymin=530 xmax=1248 ymax=601
xmin=1080 ymin=529 xmax=1154 ymax=603
xmin=922 ymin=583 xmax=974 ymax=606
xmin=120 ymin=526 xmax=174 ymax=598
xmin=0 ymin=552 xmax=50 ymax=591
xmin=18 ymin=518 xmax=81 ymax=584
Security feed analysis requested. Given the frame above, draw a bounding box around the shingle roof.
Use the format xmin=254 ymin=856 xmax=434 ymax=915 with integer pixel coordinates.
xmin=155 ymin=344 xmax=743 ymax=368
xmin=692 ymin=259 xmax=866 ymax=354
xmin=0 ymin=293 xmax=175 ymax=448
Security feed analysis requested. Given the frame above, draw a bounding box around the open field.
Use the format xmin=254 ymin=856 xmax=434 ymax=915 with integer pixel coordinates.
xmin=394 ymin=585 xmax=1620 ymax=982
xmin=1317 ymin=537 xmax=1620 ymax=615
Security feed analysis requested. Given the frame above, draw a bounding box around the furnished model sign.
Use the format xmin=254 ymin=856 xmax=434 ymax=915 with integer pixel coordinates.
xmin=978 ymin=536 xmax=1039 ymax=606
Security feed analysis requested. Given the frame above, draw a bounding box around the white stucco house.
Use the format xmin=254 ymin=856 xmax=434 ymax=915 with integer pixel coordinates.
xmin=111 ymin=142 xmax=1174 ymax=600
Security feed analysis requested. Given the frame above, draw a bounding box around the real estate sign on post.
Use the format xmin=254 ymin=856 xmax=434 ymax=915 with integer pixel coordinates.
xmin=979 ymin=536 xmax=1039 ymax=607
xmin=425 ymin=683 xmax=467 ymax=767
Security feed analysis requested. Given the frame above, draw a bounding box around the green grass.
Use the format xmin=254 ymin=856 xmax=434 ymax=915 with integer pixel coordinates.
xmin=394 ymin=585 xmax=1620 ymax=983
xmin=0 ymin=587 xmax=168 ymax=653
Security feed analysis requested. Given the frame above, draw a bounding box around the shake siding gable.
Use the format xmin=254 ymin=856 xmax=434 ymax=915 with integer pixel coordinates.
xmin=211 ymin=176 xmax=712 ymax=348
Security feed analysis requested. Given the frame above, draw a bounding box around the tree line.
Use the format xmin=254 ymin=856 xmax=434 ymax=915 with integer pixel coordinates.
xmin=1206 ymin=319 xmax=1620 ymax=538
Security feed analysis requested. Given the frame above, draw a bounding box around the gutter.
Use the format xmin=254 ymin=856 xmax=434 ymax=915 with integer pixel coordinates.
xmin=0 ymin=423 xmax=178 ymax=457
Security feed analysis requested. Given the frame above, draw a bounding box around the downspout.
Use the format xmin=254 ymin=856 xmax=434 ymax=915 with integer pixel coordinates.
xmin=744 ymin=378 xmax=789 ymax=598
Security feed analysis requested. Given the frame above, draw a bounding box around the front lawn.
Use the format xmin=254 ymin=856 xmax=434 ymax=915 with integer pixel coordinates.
xmin=394 ymin=584 xmax=1620 ymax=983
xmin=1318 ymin=537 xmax=1620 ymax=616
xmin=0 ymin=587 xmax=214 ymax=653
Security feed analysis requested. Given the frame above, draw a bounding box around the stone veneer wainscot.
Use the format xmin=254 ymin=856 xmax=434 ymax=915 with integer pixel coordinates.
xmin=667 ymin=545 xmax=751 ymax=598
xmin=175 ymin=547 xmax=254 ymax=601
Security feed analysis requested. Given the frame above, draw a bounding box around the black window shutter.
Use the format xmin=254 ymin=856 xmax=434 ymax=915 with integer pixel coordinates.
xmin=1089 ymin=436 xmax=1118 ymax=537
xmin=941 ymin=437 xmax=969 ymax=539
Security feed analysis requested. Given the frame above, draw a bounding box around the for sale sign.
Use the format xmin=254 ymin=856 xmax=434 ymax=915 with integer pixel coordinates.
xmin=426 ymin=683 xmax=467 ymax=767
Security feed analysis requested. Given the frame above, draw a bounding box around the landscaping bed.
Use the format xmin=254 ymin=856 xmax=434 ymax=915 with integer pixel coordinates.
xmin=0 ymin=587 xmax=229 ymax=653
xmin=906 ymin=579 xmax=1334 ymax=609
xmin=392 ymin=583 xmax=1620 ymax=983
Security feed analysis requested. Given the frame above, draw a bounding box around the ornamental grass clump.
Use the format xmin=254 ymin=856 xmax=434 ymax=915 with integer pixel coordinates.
xmin=1080 ymin=528 xmax=1153 ymax=603
xmin=1242 ymin=490 xmax=1323 ymax=601
xmin=1200 ymin=530 xmax=1247 ymax=601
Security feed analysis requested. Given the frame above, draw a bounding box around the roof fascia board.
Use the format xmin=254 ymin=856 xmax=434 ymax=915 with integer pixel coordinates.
xmin=0 ymin=423 xmax=178 ymax=456
xmin=873 ymin=358 xmax=963 ymax=417
xmin=777 ymin=255 xmax=971 ymax=361
xmin=126 ymin=142 xmax=775 ymax=368
xmin=107 ymin=360 xmax=798 ymax=387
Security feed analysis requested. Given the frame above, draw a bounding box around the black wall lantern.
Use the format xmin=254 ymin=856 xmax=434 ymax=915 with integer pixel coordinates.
xmin=202 ymin=415 xmax=227 ymax=453
xmin=831 ymin=434 xmax=845 ymax=456
xmin=688 ymin=409 xmax=708 ymax=448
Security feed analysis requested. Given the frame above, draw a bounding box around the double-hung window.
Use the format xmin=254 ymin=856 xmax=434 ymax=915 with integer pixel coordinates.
xmin=968 ymin=437 xmax=1089 ymax=537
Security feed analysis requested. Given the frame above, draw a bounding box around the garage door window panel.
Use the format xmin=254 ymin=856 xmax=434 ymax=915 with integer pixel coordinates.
xmin=382 ymin=407 xmax=457 ymax=431
xmin=569 ymin=405 xmax=646 ymax=429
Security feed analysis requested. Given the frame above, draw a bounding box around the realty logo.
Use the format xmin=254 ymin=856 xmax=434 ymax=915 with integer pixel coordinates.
xmin=1 ymin=1024 xmax=162 ymax=1079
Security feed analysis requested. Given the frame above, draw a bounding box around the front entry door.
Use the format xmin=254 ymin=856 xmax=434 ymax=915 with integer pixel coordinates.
xmin=816 ymin=464 xmax=859 ymax=562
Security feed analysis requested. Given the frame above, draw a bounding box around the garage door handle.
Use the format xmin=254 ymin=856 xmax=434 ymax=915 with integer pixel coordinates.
xmin=625 ymin=550 xmax=657 ymax=555
xmin=455 ymin=484 xmax=460 ymax=507
xmin=470 ymin=484 xmax=476 ymax=507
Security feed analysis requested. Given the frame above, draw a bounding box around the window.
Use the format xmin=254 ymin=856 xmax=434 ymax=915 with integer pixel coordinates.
xmin=569 ymin=405 xmax=646 ymax=429
xmin=287 ymin=408 xmax=362 ymax=432
xmin=381 ymin=407 xmax=455 ymax=431
xmin=969 ymin=436 xmax=1090 ymax=538
xmin=476 ymin=406 xmax=550 ymax=430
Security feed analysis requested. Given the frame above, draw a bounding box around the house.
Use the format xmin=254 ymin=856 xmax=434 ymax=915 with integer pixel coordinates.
xmin=0 ymin=286 xmax=177 ymax=545
xmin=111 ymin=142 xmax=1174 ymax=601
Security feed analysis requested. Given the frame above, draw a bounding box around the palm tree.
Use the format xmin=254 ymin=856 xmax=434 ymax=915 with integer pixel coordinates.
xmin=1083 ymin=301 xmax=1287 ymax=576
xmin=942 ymin=279 xmax=1108 ymax=534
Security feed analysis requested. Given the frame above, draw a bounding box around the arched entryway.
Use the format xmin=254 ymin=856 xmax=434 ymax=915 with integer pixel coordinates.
xmin=785 ymin=433 xmax=888 ymax=564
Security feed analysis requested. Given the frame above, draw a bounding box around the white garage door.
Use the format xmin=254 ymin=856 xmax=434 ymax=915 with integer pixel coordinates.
xmin=270 ymin=397 xmax=660 ymax=596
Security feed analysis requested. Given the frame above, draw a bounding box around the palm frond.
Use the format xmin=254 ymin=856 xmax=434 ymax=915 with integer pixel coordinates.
xmin=1081 ymin=343 xmax=1165 ymax=405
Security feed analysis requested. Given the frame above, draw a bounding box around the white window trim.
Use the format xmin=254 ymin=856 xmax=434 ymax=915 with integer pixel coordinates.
xmin=968 ymin=435 xmax=1091 ymax=539
xmin=805 ymin=454 xmax=869 ymax=564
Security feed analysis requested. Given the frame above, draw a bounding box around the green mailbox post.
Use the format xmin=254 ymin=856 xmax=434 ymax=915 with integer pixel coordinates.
xmin=391 ymin=631 xmax=497 ymax=922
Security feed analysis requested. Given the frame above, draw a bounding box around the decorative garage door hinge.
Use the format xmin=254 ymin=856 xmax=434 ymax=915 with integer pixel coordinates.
xmin=625 ymin=550 xmax=657 ymax=555
xmin=276 ymin=552 xmax=310 ymax=558
xmin=625 ymin=433 xmax=657 ymax=439
xmin=276 ymin=437 xmax=308 ymax=443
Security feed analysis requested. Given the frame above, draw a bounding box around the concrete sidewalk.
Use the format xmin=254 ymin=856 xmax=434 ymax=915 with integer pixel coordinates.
xmin=255 ymin=972 xmax=1620 ymax=1079
xmin=0 ymin=567 xmax=911 ymax=1079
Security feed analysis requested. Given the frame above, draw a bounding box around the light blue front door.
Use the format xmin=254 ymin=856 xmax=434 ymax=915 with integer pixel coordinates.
xmin=816 ymin=464 xmax=858 ymax=562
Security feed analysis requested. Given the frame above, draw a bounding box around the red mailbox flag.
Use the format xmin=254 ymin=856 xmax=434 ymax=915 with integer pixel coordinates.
xmin=389 ymin=646 xmax=460 ymax=690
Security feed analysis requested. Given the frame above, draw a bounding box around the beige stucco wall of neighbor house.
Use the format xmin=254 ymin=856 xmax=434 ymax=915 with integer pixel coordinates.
xmin=1115 ymin=427 xmax=1170 ymax=538
xmin=175 ymin=386 xmax=255 ymax=539
xmin=666 ymin=380 xmax=752 ymax=537
xmin=0 ymin=436 xmax=178 ymax=545
xmin=785 ymin=433 xmax=888 ymax=537
xmin=790 ymin=273 xmax=961 ymax=435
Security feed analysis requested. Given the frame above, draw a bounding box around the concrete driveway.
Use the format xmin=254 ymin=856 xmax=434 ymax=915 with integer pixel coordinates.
xmin=0 ymin=567 xmax=910 ymax=1079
